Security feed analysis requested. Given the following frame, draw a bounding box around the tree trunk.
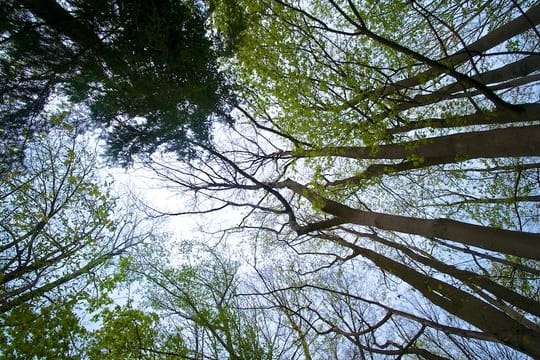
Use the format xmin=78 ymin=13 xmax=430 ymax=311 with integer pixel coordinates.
xmin=398 ymin=56 xmax=540 ymax=111
xmin=21 ymin=0 xmax=126 ymax=74
xmin=365 ymin=232 xmax=540 ymax=317
xmin=344 ymin=3 xmax=540 ymax=105
xmin=386 ymin=103 xmax=540 ymax=135
xmin=324 ymin=233 xmax=540 ymax=358
xmin=278 ymin=179 xmax=540 ymax=260
xmin=21 ymin=0 xmax=105 ymax=51
xmin=285 ymin=125 xmax=540 ymax=161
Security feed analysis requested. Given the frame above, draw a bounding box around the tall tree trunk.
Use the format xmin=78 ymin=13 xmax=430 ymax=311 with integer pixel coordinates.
xmin=342 ymin=3 xmax=540 ymax=106
xmin=276 ymin=179 xmax=540 ymax=260
xmin=279 ymin=124 xmax=540 ymax=184
xmin=395 ymin=56 xmax=540 ymax=112
xmin=282 ymin=125 xmax=540 ymax=161
xmin=20 ymin=0 xmax=126 ymax=74
xmin=386 ymin=103 xmax=540 ymax=135
xmin=21 ymin=0 xmax=105 ymax=50
xmin=321 ymin=233 xmax=540 ymax=358
xmin=362 ymin=231 xmax=540 ymax=317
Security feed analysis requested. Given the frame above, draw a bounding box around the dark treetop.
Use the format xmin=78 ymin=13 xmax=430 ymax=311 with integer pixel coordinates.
xmin=1 ymin=0 xmax=234 ymax=166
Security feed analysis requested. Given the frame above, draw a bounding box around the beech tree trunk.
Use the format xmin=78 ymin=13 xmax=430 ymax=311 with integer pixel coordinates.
xmin=366 ymin=232 xmax=540 ymax=317
xmin=284 ymin=125 xmax=540 ymax=161
xmin=279 ymin=124 xmax=540 ymax=184
xmin=323 ymin=233 xmax=540 ymax=358
xmin=349 ymin=3 xmax=540 ymax=103
xmin=386 ymin=103 xmax=540 ymax=135
xmin=391 ymin=56 xmax=540 ymax=113
xmin=278 ymin=179 xmax=540 ymax=260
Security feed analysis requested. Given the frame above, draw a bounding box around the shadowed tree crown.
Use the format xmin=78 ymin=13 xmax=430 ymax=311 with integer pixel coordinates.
xmin=1 ymin=0 xmax=234 ymax=166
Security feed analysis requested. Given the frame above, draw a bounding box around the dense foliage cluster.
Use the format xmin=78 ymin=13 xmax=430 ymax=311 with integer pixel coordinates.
xmin=0 ymin=0 xmax=233 ymax=166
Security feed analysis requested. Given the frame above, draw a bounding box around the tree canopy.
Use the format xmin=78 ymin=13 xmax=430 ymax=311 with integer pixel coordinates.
xmin=0 ymin=115 xmax=152 ymax=358
xmin=1 ymin=0 xmax=540 ymax=359
xmin=1 ymin=0 xmax=233 ymax=165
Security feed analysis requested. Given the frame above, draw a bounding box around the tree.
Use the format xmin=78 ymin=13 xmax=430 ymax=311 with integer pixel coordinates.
xmin=85 ymin=304 xmax=172 ymax=360
xmin=125 ymin=242 xmax=277 ymax=360
xmin=0 ymin=301 xmax=87 ymax=359
xmin=142 ymin=0 xmax=540 ymax=357
xmin=2 ymin=0 xmax=539 ymax=358
xmin=1 ymin=0 xmax=233 ymax=166
xmin=0 ymin=114 xmax=145 ymax=318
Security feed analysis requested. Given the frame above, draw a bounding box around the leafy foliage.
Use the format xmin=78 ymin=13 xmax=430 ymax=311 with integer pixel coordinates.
xmin=2 ymin=0 xmax=540 ymax=359
xmin=0 ymin=115 xmax=144 ymax=349
xmin=0 ymin=301 xmax=87 ymax=360
xmin=128 ymin=242 xmax=275 ymax=360
xmin=0 ymin=0 xmax=234 ymax=166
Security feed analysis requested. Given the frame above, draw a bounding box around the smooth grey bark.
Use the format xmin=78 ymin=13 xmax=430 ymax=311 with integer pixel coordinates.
xmin=321 ymin=233 xmax=540 ymax=358
xmin=274 ymin=179 xmax=540 ymax=260
xmin=398 ymin=56 xmax=540 ymax=112
xmin=361 ymin=231 xmax=540 ymax=317
xmin=348 ymin=3 xmax=540 ymax=103
xmin=280 ymin=125 xmax=540 ymax=161
xmin=386 ymin=103 xmax=540 ymax=135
